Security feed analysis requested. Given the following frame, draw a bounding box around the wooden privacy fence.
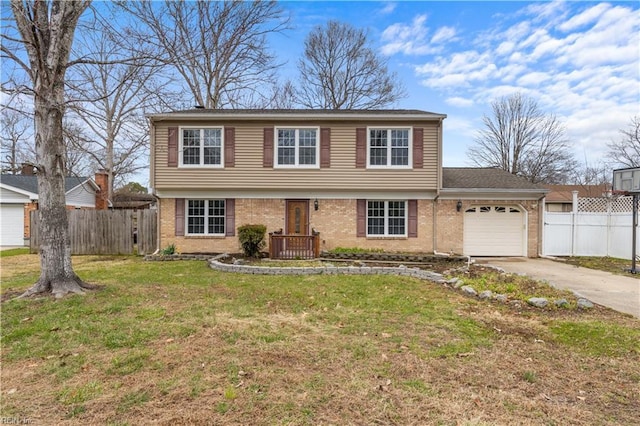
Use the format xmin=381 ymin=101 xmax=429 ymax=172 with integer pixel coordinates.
xmin=30 ymin=209 xmax=157 ymax=255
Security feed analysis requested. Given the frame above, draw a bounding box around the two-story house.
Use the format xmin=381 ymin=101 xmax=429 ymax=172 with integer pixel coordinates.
xmin=148 ymin=109 xmax=546 ymax=257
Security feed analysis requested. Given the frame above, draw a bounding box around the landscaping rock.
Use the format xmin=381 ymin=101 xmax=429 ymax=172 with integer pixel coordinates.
xmin=527 ymin=297 xmax=548 ymax=308
xmin=494 ymin=294 xmax=508 ymax=303
xmin=447 ymin=277 xmax=459 ymax=285
xmin=461 ymin=286 xmax=477 ymax=296
xmin=577 ymin=298 xmax=594 ymax=309
xmin=478 ymin=290 xmax=493 ymax=300
xmin=453 ymin=279 xmax=465 ymax=289
xmin=554 ymin=298 xmax=569 ymax=308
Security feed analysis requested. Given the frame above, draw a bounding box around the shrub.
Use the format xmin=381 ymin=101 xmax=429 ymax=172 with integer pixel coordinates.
xmin=160 ymin=244 xmax=176 ymax=256
xmin=237 ymin=225 xmax=266 ymax=258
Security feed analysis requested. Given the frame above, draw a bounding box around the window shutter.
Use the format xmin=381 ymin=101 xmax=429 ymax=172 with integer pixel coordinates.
xmin=224 ymin=127 xmax=235 ymax=167
xmin=263 ymin=127 xmax=274 ymax=167
xmin=356 ymin=199 xmax=366 ymax=237
xmin=413 ymin=128 xmax=423 ymax=169
xmin=408 ymin=200 xmax=418 ymax=238
xmin=175 ymin=198 xmax=185 ymax=236
xmin=356 ymin=128 xmax=366 ymax=168
xmin=225 ymin=199 xmax=235 ymax=236
xmin=168 ymin=127 xmax=178 ymax=167
xmin=320 ymin=128 xmax=331 ymax=168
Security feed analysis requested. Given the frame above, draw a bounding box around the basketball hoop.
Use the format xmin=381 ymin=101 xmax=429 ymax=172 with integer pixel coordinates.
xmin=613 ymin=167 xmax=640 ymax=274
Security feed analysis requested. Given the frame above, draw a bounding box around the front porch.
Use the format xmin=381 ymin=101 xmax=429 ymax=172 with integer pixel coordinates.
xmin=269 ymin=230 xmax=320 ymax=259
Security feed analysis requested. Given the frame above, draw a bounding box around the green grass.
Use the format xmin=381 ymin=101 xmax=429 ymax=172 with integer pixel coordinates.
xmin=549 ymin=320 xmax=640 ymax=357
xmin=2 ymin=254 xmax=639 ymax=425
xmin=0 ymin=248 xmax=29 ymax=257
xmin=560 ymin=256 xmax=639 ymax=278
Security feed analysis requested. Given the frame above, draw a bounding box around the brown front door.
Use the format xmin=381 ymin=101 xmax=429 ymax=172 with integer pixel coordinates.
xmin=286 ymin=200 xmax=309 ymax=235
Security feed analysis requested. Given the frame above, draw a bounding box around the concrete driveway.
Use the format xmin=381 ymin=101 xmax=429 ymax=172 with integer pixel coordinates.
xmin=476 ymin=257 xmax=640 ymax=319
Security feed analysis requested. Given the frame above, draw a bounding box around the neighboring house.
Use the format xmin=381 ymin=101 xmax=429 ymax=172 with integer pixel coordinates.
xmin=148 ymin=109 xmax=547 ymax=257
xmin=544 ymin=184 xmax=609 ymax=212
xmin=111 ymin=192 xmax=157 ymax=210
xmin=0 ymin=170 xmax=109 ymax=246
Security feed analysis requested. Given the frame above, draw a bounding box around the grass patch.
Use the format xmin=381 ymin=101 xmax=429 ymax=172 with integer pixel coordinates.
xmin=549 ymin=320 xmax=640 ymax=357
xmin=0 ymin=248 xmax=29 ymax=257
xmin=560 ymin=256 xmax=639 ymax=278
xmin=1 ymin=254 xmax=639 ymax=425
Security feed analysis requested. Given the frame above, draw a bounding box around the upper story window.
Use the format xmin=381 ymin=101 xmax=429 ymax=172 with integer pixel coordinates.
xmin=368 ymin=128 xmax=411 ymax=168
xmin=276 ymin=127 xmax=319 ymax=168
xmin=180 ymin=127 xmax=223 ymax=167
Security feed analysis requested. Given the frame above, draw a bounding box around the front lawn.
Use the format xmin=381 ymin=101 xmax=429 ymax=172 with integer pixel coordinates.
xmin=1 ymin=254 xmax=639 ymax=425
xmin=559 ymin=256 xmax=640 ymax=278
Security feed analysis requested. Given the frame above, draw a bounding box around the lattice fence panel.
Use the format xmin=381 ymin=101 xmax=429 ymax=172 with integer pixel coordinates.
xmin=611 ymin=196 xmax=633 ymax=213
xmin=577 ymin=196 xmax=633 ymax=213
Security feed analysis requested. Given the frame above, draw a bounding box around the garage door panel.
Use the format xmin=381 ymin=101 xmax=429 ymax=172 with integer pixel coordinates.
xmin=464 ymin=206 xmax=525 ymax=256
xmin=1 ymin=204 xmax=25 ymax=246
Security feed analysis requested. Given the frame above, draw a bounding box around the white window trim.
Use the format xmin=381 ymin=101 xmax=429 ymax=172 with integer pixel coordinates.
xmin=185 ymin=199 xmax=226 ymax=236
xmin=366 ymin=126 xmax=413 ymax=169
xmin=178 ymin=126 xmax=225 ymax=168
xmin=366 ymin=200 xmax=408 ymax=237
xmin=274 ymin=126 xmax=320 ymax=169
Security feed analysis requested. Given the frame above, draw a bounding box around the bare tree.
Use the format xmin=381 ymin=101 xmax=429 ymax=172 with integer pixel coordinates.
xmin=65 ymin=27 xmax=169 ymax=200
xmin=468 ymin=93 xmax=577 ymax=184
xmin=2 ymin=0 xmax=95 ymax=297
xmin=607 ymin=116 xmax=640 ymax=168
xmin=297 ymin=20 xmax=405 ymax=110
xmin=0 ymin=107 xmax=34 ymax=173
xmin=123 ymin=0 xmax=288 ymax=109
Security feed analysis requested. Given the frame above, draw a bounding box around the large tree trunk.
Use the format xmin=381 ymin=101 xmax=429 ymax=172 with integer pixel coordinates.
xmin=20 ymin=84 xmax=94 ymax=299
xmin=8 ymin=0 xmax=94 ymax=298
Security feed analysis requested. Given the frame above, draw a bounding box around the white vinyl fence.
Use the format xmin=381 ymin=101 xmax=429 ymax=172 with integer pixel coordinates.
xmin=543 ymin=194 xmax=639 ymax=260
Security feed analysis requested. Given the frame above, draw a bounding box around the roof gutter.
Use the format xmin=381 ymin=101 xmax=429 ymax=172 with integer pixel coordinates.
xmin=147 ymin=112 xmax=448 ymax=122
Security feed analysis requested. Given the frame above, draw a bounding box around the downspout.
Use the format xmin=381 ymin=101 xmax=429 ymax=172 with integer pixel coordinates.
xmin=538 ymin=194 xmax=546 ymax=257
xmin=149 ymin=118 xmax=161 ymax=254
xmin=432 ymin=195 xmax=440 ymax=254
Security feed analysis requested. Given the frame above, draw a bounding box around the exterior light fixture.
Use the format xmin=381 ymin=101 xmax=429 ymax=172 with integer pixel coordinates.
xmin=456 ymin=200 xmax=463 ymax=212
xmin=314 ymin=199 xmax=319 ymax=211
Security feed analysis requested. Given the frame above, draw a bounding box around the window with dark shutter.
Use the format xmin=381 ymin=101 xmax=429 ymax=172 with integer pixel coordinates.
xmin=408 ymin=199 xmax=418 ymax=238
xmin=356 ymin=199 xmax=366 ymax=237
xmin=168 ymin=127 xmax=178 ymax=167
xmin=320 ymin=128 xmax=331 ymax=168
xmin=175 ymin=198 xmax=185 ymax=236
xmin=356 ymin=128 xmax=366 ymax=168
xmin=263 ymin=127 xmax=274 ymax=167
xmin=225 ymin=199 xmax=235 ymax=236
xmin=413 ymin=128 xmax=423 ymax=169
xmin=225 ymin=127 xmax=235 ymax=167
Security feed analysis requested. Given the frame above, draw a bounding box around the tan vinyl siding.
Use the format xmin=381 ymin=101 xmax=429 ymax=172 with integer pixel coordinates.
xmin=153 ymin=120 xmax=440 ymax=191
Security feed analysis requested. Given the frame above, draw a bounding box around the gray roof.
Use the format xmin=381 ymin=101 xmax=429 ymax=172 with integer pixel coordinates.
xmin=0 ymin=174 xmax=92 ymax=195
xmin=149 ymin=108 xmax=447 ymax=121
xmin=442 ymin=168 xmax=548 ymax=190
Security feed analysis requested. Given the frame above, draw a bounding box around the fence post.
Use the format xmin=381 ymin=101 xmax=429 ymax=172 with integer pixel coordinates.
xmin=571 ymin=191 xmax=578 ymax=257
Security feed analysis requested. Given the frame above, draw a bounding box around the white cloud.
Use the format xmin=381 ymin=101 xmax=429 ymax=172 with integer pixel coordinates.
xmin=445 ymin=96 xmax=474 ymax=108
xmin=431 ymin=26 xmax=456 ymax=44
xmin=558 ymin=2 xmax=610 ymax=32
xmin=381 ymin=15 xmax=457 ymax=56
xmin=379 ymin=2 xmax=397 ymax=15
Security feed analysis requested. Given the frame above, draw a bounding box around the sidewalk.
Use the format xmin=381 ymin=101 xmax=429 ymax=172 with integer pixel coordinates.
xmin=476 ymin=257 xmax=640 ymax=318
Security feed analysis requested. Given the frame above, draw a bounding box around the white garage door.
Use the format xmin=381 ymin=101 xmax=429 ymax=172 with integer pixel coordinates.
xmin=0 ymin=204 xmax=25 ymax=246
xmin=463 ymin=205 xmax=525 ymax=256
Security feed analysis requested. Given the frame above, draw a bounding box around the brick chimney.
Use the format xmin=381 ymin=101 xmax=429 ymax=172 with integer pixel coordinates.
xmin=94 ymin=170 xmax=109 ymax=210
xmin=21 ymin=163 xmax=35 ymax=175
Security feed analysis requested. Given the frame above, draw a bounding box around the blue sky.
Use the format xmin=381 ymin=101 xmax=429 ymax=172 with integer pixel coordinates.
xmin=274 ymin=1 xmax=640 ymax=168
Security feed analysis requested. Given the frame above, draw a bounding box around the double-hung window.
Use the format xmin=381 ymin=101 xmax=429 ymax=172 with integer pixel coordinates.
xmin=180 ymin=127 xmax=223 ymax=167
xmin=276 ymin=127 xmax=319 ymax=167
xmin=367 ymin=200 xmax=407 ymax=237
xmin=186 ymin=199 xmax=225 ymax=235
xmin=368 ymin=128 xmax=411 ymax=168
